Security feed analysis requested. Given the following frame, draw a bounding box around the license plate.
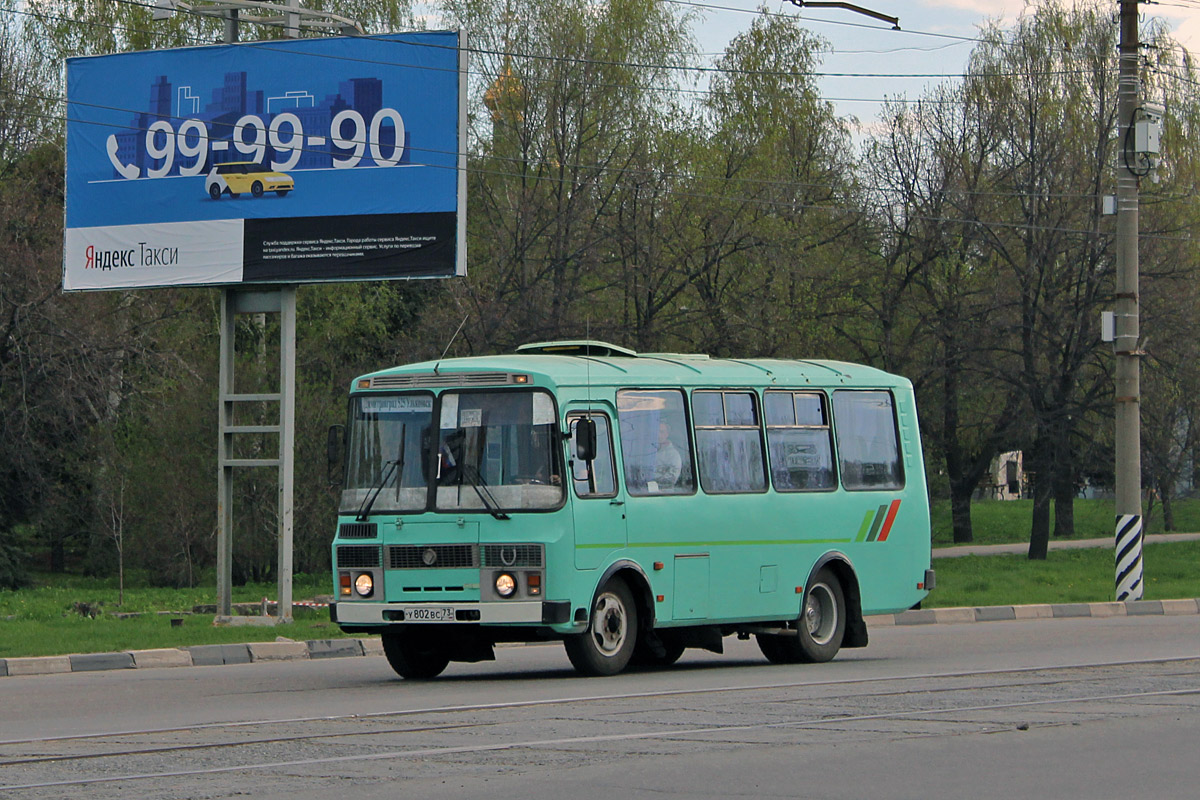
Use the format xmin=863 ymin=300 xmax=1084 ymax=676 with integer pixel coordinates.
xmin=405 ymin=606 xmax=455 ymax=622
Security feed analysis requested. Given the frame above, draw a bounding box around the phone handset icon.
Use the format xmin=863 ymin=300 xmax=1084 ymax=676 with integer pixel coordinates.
xmin=106 ymin=135 xmax=140 ymax=180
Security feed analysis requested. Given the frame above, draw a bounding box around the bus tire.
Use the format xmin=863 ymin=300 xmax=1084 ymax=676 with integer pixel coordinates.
xmin=564 ymin=578 xmax=638 ymax=676
xmin=381 ymin=629 xmax=450 ymax=680
xmin=757 ymin=567 xmax=846 ymax=664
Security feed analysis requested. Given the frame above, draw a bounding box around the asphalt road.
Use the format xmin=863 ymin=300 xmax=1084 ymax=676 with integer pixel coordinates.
xmin=2 ymin=615 xmax=1198 ymax=799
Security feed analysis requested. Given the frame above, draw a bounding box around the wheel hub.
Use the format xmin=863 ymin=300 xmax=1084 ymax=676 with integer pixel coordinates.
xmin=592 ymin=593 xmax=627 ymax=654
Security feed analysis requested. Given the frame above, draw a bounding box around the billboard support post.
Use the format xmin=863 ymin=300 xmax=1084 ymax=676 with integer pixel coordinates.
xmin=215 ymin=286 xmax=296 ymax=622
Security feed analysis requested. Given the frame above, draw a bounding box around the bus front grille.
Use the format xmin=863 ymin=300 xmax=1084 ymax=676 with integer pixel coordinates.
xmin=336 ymin=545 xmax=382 ymax=569
xmin=388 ymin=544 xmax=478 ymax=570
xmin=481 ymin=544 xmax=544 ymax=568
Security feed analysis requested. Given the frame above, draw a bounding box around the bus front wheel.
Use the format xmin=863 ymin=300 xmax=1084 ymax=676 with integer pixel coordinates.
xmin=757 ymin=567 xmax=846 ymax=664
xmin=564 ymin=578 xmax=638 ymax=676
xmin=381 ymin=629 xmax=450 ymax=680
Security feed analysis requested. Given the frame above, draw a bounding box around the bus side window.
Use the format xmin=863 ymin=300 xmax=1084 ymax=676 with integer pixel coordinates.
xmin=693 ymin=390 xmax=767 ymax=494
xmin=764 ymin=391 xmax=836 ymax=492
xmin=569 ymin=414 xmax=617 ymax=498
xmin=616 ymin=389 xmax=695 ymax=496
xmin=832 ymin=390 xmax=905 ymax=490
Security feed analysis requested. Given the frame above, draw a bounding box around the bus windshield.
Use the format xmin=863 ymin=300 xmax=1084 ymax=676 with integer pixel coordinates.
xmin=435 ymin=390 xmax=563 ymax=512
xmin=341 ymin=389 xmax=564 ymax=516
xmin=341 ymin=393 xmax=433 ymax=515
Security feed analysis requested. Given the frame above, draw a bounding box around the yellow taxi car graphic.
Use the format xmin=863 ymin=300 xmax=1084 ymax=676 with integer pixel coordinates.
xmin=206 ymin=161 xmax=294 ymax=199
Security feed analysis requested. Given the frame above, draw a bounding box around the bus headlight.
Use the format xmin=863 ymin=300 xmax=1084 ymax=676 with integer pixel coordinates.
xmin=495 ymin=573 xmax=517 ymax=598
xmin=354 ymin=572 xmax=374 ymax=598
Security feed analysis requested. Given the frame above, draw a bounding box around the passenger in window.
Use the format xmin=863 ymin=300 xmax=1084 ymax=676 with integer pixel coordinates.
xmin=654 ymin=422 xmax=682 ymax=488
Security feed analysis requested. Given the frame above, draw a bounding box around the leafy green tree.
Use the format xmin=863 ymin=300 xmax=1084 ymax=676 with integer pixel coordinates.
xmin=441 ymin=0 xmax=695 ymax=350
xmin=862 ymin=84 xmax=1025 ymax=543
xmin=682 ymin=11 xmax=859 ymax=358
xmin=955 ymin=3 xmax=1122 ymax=557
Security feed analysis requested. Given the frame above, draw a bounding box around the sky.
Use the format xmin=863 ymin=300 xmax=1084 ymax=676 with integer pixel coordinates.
xmin=678 ymin=0 xmax=1200 ymax=129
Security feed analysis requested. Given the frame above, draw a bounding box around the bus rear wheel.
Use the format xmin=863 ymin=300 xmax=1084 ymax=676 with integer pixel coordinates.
xmin=381 ymin=629 xmax=450 ymax=680
xmin=757 ymin=567 xmax=846 ymax=664
xmin=564 ymin=578 xmax=637 ymax=676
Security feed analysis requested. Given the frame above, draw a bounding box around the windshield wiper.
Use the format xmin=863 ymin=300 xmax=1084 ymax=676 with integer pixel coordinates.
xmin=460 ymin=463 xmax=510 ymax=521
xmin=355 ymin=459 xmax=399 ymax=522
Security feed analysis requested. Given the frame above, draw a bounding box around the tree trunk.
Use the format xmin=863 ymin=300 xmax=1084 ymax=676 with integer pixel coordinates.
xmin=1028 ymin=449 xmax=1051 ymax=560
xmin=1161 ymin=482 xmax=1175 ymax=532
xmin=949 ymin=478 xmax=974 ymax=544
xmin=50 ymin=537 xmax=66 ymax=573
xmin=1053 ymin=472 xmax=1075 ymax=538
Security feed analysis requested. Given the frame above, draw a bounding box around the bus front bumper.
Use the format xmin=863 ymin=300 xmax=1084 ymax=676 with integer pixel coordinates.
xmin=332 ymin=600 xmax=571 ymax=626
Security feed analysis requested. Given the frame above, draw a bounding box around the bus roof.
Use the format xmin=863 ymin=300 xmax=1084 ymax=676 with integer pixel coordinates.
xmin=352 ymin=341 xmax=910 ymax=392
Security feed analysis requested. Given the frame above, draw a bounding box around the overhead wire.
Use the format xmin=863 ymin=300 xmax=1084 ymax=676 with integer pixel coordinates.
xmin=5 ymin=86 xmax=1196 ymax=245
xmin=2 ymin=0 xmax=1120 ymax=83
xmin=0 ymin=83 xmax=1132 ymax=204
xmin=4 ymin=2 xmax=1198 ymax=231
xmin=0 ymin=3 xmax=1120 ymax=117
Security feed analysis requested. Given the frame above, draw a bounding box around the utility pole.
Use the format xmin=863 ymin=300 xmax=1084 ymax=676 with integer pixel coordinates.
xmin=1114 ymin=0 xmax=1143 ymax=602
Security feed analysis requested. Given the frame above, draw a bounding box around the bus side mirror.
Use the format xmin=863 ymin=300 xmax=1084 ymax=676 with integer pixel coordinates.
xmin=327 ymin=425 xmax=345 ymax=486
xmin=574 ymin=418 xmax=597 ymax=462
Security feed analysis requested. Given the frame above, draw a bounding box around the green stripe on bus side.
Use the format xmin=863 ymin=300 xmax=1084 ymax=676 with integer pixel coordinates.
xmin=575 ymin=538 xmax=853 ymax=550
xmin=866 ymin=504 xmax=888 ymax=542
xmin=855 ymin=510 xmax=876 ymax=542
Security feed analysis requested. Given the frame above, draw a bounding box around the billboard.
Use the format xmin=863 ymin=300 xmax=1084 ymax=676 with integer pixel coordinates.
xmin=64 ymin=31 xmax=466 ymax=291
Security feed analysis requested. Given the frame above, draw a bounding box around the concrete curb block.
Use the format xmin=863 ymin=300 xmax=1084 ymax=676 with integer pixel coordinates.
xmin=307 ymin=638 xmax=364 ymax=659
xmin=129 ymin=648 xmax=193 ymax=669
xmin=248 ymin=641 xmax=309 ymax=662
xmin=69 ymin=652 xmax=135 ymax=672
xmin=1162 ymin=598 xmax=1200 ymax=615
xmin=3 ymin=655 xmax=72 ymax=676
xmin=186 ymin=644 xmax=252 ymax=667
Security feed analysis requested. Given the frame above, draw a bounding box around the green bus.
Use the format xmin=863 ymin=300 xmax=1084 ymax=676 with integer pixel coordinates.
xmin=329 ymin=341 xmax=933 ymax=678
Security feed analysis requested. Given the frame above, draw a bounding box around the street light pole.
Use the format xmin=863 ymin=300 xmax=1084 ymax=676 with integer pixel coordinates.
xmin=1114 ymin=0 xmax=1143 ymax=602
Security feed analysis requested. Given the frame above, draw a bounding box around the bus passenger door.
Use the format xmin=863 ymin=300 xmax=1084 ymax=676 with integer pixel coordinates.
xmin=567 ymin=412 xmax=627 ymax=569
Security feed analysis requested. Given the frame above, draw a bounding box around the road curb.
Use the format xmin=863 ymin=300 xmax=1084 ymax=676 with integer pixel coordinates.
xmin=865 ymin=598 xmax=1200 ymax=627
xmin=0 ymin=638 xmax=372 ymax=678
xmin=2 ymin=599 xmax=1197 ymax=678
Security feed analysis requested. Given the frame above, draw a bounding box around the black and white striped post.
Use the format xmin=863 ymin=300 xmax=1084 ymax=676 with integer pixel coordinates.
xmin=1116 ymin=514 xmax=1143 ymax=601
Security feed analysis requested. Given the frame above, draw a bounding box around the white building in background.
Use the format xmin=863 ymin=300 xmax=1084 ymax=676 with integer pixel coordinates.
xmin=979 ymin=451 xmax=1024 ymax=500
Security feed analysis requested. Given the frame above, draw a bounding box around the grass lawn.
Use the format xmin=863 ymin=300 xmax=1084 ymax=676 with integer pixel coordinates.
xmin=927 ymin=540 xmax=1200 ymax=608
xmin=930 ymin=497 xmax=1200 ymax=546
xmin=0 ymin=572 xmax=355 ymax=659
xmin=3 ymin=506 xmax=1199 ymax=658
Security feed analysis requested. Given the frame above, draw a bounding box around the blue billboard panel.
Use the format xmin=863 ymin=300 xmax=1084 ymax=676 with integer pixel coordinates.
xmin=64 ymin=31 xmax=466 ymax=290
